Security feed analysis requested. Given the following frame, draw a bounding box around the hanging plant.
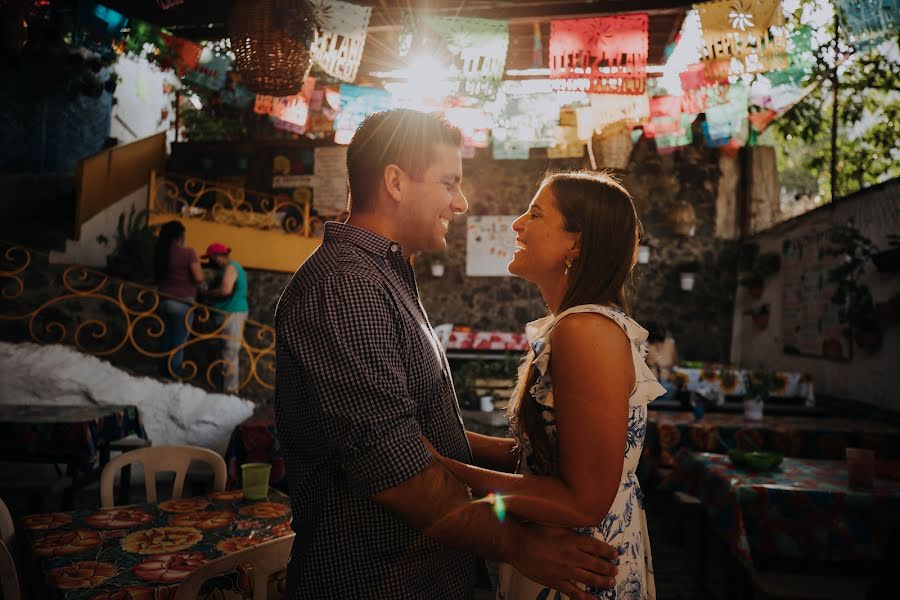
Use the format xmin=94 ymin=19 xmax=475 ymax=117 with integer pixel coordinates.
xmin=738 ymin=243 xmax=781 ymax=298
xmin=826 ymin=222 xmax=882 ymax=354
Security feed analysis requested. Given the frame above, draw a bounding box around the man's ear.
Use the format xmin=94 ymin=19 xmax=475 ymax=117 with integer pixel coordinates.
xmin=383 ymin=164 xmax=404 ymax=205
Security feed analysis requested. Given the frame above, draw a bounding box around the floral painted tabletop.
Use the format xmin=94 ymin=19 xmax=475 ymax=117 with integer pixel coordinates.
xmin=0 ymin=404 xmax=147 ymax=471
xmin=644 ymin=412 xmax=900 ymax=471
xmin=21 ymin=490 xmax=293 ymax=599
xmin=673 ymin=452 xmax=900 ymax=569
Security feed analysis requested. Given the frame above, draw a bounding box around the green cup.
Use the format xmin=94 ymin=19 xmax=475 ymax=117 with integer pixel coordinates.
xmin=241 ymin=463 xmax=272 ymax=500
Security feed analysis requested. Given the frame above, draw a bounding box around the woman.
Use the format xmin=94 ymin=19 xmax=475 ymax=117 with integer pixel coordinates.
xmin=154 ymin=221 xmax=204 ymax=377
xmin=431 ymin=171 xmax=665 ymax=599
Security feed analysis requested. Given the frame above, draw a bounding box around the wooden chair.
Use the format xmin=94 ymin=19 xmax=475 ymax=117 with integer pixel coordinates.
xmin=173 ymin=534 xmax=294 ymax=600
xmin=99 ymin=445 xmax=226 ymax=508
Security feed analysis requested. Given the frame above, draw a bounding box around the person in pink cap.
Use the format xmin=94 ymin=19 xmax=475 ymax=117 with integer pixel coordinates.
xmin=202 ymin=242 xmax=248 ymax=394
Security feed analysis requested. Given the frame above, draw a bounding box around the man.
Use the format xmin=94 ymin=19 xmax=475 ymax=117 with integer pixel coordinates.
xmin=202 ymin=242 xmax=248 ymax=394
xmin=275 ymin=109 xmax=617 ymax=599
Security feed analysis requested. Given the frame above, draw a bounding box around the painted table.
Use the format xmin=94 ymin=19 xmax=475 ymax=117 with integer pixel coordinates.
xmin=224 ymin=407 xmax=287 ymax=492
xmin=645 ymin=411 xmax=900 ymax=469
xmin=0 ymin=404 xmax=147 ymax=470
xmin=673 ymin=452 xmax=900 ymax=568
xmin=21 ymin=489 xmax=293 ymax=599
xmin=671 ymin=366 xmax=815 ymax=406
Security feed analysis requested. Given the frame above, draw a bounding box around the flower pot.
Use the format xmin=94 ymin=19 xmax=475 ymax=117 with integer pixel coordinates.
xmin=748 ymin=283 xmax=764 ymax=299
xmin=752 ymin=313 xmax=769 ymax=330
xmin=855 ymin=328 xmax=883 ymax=354
xmin=743 ymin=397 xmax=764 ymax=421
xmin=876 ymin=298 xmax=900 ymax=324
xmin=679 ymin=272 xmax=696 ymax=291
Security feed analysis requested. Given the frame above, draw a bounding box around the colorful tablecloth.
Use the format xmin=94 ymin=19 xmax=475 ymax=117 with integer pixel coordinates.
xmin=0 ymin=404 xmax=147 ymax=472
xmin=22 ymin=490 xmax=293 ymax=599
xmin=674 ymin=452 xmax=900 ymax=568
xmin=224 ymin=407 xmax=287 ymax=492
xmin=646 ymin=412 xmax=900 ymax=469
xmin=671 ymin=366 xmax=815 ymax=406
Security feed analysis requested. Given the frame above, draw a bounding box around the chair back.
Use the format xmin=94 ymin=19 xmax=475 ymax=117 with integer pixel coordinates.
xmin=173 ymin=534 xmax=294 ymax=600
xmin=100 ymin=445 xmax=226 ymax=508
xmin=0 ymin=538 xmax=20 ymax=600
xmin=0 ymin=497 xmax=14 ymax=548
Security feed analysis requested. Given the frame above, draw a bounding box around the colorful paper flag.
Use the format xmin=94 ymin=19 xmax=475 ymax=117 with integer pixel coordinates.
xmin=309 ymin=0 xmax=373 ymax=83
xmin=549 ymin=13 xmax=649 ymax=95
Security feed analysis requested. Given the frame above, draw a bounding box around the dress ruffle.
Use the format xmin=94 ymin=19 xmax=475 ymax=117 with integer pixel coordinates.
xmin=524 ymin=304 xmax=667 ymax=410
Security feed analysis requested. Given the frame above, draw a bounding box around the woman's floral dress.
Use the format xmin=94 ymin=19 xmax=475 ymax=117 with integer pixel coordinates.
xmin=498 ymin=304 xmax=666 ymax=600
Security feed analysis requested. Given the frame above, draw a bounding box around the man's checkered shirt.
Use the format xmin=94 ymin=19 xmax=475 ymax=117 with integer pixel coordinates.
xmin=275 ymin=221 xmax=476 ymax=599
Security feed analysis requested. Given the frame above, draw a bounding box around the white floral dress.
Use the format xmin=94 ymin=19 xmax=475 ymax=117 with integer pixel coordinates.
xmin=497 ymin=304 xmax=666 ymax=600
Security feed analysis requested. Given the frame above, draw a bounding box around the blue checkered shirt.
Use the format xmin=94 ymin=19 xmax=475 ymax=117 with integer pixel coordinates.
xmin=275 ymin=221 xmax=476 ymax=599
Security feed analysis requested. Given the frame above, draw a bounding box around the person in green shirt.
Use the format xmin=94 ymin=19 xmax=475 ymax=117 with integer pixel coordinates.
xmin=202 ymin=243 xmax=249 ymax=394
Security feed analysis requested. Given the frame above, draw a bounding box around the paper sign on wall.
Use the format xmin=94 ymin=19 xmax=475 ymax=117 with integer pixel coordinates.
xmin=309 ymin=0 xmax=372 ymax=83
xmin=312 ymin=146 xmax=349 ymax=216
xmin=466 ymin=216 xmax=517 ymax=277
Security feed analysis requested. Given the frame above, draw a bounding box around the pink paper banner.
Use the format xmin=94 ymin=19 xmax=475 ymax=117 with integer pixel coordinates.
xmin=549 ymin=13 xmax=649 ymax=95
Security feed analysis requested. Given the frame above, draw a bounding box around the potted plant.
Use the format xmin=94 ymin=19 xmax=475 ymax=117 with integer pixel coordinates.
xmin=738 ymin=243 xmax=781 ymax=298
xmin=106 ymin=207 xmax=157 ymax=282
xmin=742 ymin=366 xmax=776 ymax=420
xmin=826 ymin=222 xmax=882 ymax=355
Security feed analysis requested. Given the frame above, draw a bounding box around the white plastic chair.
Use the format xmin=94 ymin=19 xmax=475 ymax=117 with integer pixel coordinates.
xmin=99 ymin=445 xmax=226 ymax=508
xmin=173 ymin=533 xmax=294 ymax=600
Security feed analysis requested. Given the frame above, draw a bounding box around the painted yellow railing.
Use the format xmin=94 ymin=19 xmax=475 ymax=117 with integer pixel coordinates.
xmin=148 ymin=171 xmax=321 ymax=273
xmin=0 ymin=241 xmax=274 ymax=396
xmin=150 ymin=171 xmax=312 ymax=237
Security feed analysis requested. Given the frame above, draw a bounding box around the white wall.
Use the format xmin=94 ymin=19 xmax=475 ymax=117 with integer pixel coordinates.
xmin=731 ymin=179 xmax=900 ymax=412
xmin=49 ymin=185 xmax=147 ymax=267
xmin=110 ymin=55 xmax=177 ymax=147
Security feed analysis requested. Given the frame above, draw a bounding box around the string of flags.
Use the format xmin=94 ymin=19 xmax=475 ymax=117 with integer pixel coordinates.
xmin=87 ymin=0 xmax=892 ymax=157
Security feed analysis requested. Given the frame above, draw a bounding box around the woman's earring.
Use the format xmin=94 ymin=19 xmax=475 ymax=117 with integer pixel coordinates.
xmin=564 ymin=257 xmax=573 ymax=275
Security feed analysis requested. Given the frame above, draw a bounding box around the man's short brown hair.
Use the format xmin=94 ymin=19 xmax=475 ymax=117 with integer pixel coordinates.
xmin=346 ymin=109 xmax=463 ymax=213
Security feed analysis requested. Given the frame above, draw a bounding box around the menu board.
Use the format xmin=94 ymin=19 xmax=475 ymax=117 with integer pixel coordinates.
xmin=466 ymin=215 xmax=517 ymax=277
xmin=781 ymin=228 xmax=849 ymax=360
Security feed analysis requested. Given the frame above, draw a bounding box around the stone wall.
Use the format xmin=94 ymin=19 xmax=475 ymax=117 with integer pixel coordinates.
xmin=245 ymin=133 xmax=739 ymax=363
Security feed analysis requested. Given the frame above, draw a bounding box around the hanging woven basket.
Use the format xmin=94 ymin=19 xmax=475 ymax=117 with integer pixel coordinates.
xmin=228 ymin=0 xmax=318 ymax=97
xmin=593 ymin=121 xmax=634 ymax=170
xmin=667 ymin=200 xmax=697 ymax=236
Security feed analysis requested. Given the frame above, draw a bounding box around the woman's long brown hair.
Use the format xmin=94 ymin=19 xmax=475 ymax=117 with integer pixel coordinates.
xmin=508 ymin=170 xmax=641 ymax=472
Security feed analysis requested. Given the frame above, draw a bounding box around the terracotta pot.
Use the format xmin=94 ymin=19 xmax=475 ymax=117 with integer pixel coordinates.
xmin=876 ymin=299 xmax=900 ymax=323
xmin=855 ymin=328 xmax=883 ymax=354
xmin=821 ymin=336 xmax=844 ymax=360
xmin=752 ymin=313 xmax=769 ymax=330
